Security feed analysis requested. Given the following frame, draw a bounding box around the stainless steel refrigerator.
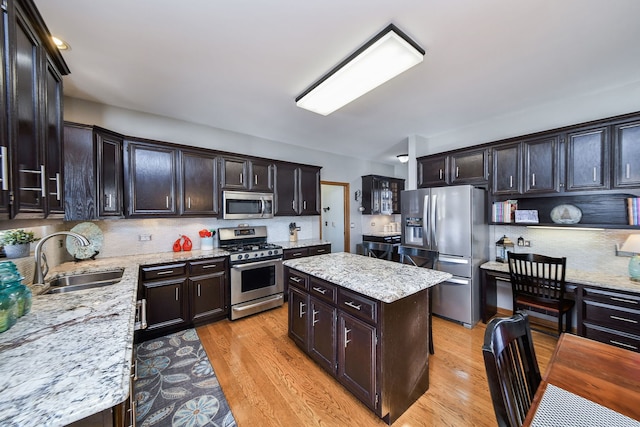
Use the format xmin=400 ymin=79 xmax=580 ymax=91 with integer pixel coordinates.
xmin=401 ymin=185 xmax=488 ymax=327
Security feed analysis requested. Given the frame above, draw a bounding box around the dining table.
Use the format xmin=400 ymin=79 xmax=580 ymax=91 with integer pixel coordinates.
xmin=523 ymin=333 xmax=640 ymax=426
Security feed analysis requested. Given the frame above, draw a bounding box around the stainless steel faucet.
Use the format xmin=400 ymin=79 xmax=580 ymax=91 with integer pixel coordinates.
xmin=34 ymin=231 xmax=91 ymax=285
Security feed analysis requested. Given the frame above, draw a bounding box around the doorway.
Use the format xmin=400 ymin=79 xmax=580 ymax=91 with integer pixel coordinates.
xmin=320 ymin=181 xmax=349 ymax=253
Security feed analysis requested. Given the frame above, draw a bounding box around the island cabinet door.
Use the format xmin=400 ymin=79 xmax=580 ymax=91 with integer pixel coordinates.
xmin=288 ymin=287 xmax=309 ymax=350
xmin=309 ymin=298 xmax=337 ymax=375
xmin=337 ymin=312 xmax=377 ymax=411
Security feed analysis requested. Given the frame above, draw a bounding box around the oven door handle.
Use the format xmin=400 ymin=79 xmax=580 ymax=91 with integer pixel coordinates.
xmin=232 ymin=258 xmax=282 ymax=270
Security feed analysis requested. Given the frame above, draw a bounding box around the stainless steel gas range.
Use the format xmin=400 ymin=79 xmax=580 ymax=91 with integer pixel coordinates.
xmin=218 ymin=226 xmax=284 ymax=320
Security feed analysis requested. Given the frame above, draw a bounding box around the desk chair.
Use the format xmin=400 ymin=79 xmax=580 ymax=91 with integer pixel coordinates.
xmin=397 ymin=245 xmax=438 ymax=354
xmin=361 ymin=241 xmax=394 ymax=261
xmin=507 ymin=252 xmax=573 ymax=336
xmin=483 ymin=311 xmax=541 ymax=427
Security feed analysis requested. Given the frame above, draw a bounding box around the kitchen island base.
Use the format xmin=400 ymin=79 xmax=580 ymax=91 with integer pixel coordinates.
xmin=286 ymin=266 xmax=432 ymax=424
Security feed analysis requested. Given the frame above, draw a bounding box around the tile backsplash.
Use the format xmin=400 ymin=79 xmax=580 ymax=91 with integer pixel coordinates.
xmin=1 ymin=216 xmax=320 ymax=265
xmin=492 ymin=225 xmax=635 ymax=276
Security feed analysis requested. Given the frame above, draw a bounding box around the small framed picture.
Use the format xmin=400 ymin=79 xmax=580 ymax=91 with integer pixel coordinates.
xmin=515 ymin=210 xmax=539 ymax=224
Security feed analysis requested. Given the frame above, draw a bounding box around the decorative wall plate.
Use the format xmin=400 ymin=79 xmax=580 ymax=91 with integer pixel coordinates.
xmin=67 ymin=222 xmax=104 ymax=260
xmin=550 ymin=204 xmax=582 ymax=224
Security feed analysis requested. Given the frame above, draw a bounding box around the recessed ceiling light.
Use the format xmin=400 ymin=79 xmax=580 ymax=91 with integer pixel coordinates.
xmin=52 ymin=36 xmax=71 ymax=51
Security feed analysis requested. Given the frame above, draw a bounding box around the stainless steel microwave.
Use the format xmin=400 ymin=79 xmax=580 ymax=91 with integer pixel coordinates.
xmin=223 ymin=191 xmax=274 ymax=219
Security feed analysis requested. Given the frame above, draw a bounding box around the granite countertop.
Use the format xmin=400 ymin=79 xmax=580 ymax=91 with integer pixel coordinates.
xmin=0 ymin=249 xmax=228 ymax=427
xmin=271 ymin=238 xmax=331 ymax=250
xmin=284 ymin=252 xmax=452 ymax=303
xmin=481 ymin=261 xmax=640 ymax=294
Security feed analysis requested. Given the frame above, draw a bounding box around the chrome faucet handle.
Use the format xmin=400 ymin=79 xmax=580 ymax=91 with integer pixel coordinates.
xmin=40 ymin=252 xmax=49 ymax=279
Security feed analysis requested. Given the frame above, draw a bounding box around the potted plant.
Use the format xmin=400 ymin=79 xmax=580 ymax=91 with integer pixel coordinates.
xmin=0 ymin=229 xmax=40 ymax=259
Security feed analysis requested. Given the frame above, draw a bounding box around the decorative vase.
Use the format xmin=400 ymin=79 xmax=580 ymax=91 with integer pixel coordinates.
xmin=3 ymin=243 xmax=30 ymax=259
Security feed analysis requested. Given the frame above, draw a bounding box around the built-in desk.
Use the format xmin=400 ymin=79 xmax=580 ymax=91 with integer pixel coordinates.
xmin=481 ymin=261 xmax=640 ymax=352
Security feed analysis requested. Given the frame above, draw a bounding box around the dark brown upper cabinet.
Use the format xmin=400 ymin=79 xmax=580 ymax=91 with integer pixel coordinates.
xmin=3 ymin=0 xmax=69 ymax=219
xmin=274 ymin=163 xmax=321 ymax=216
xmin=298 ymin=166 xmax=321 ymax=215
xmin=491 ymin=143 xmax=522 ymax=196
xmin=449 ymin=149 xmax=489 ymax=185
xmin=125 ymin=140 xmax=178 ymax=217
xmin=613 ymin=119 xmax=640 ymax=188
xmin=96 ymin=131 xmax=125 ymax=218
xmin=274 ymin=163 xmax=298 ymax=216
xmin=220 ymin=156 xmax=248 ymax=190
xmin=361 ymin=175 xmax=404 ymax=215
xmin=44 ymin=59 xmax=65 ymax=217
xmin=523 ymin=135 xmax=560 ymax=194
xmin=220 ymin=156 xmax=273 ymax=192
xmin=64 ymin=123 xmax=124 ymax=220
xmin=181 ymin=150 xmax=218 ymax=216
xmin=418 ymin=155 xmax=447 ymax=187
xmin=249 ymin=160 xmax=274 ymax=192
xmin=565 ymin=126 xmax=609 ymax=191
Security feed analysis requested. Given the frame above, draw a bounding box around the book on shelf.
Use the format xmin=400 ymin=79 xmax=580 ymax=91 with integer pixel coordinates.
xmin=492 ymin=200 xmax=518 ymax=223
xmin=628 ymin=197 xmax=640 ymax=226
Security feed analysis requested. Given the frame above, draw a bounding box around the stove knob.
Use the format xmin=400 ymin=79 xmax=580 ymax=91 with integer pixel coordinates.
xmin=236 ymin=255 xmax=243 ymax=261
xmin=268 ymin=250 xmax=273 ymax=255
xmin=244 ymin=254 xmax=250 ymax=259
xmin=274 ymin=249 xmax=280 ymax=255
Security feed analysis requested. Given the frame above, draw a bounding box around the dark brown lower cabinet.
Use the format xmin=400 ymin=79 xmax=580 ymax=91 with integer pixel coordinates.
xmin=337 ymin=311 xmax=376 ymax=408
xmin=309 ymin=298 xmax=337 ymax=374
xmin=580 ymin=286 xmax=640 ymax=352
xmin=138 ymin=258 xmax=228 ymax=341
xmin=286 ymin=266 xmax=430 ymax=425
xmin=144 ymin=277 xmax=189 ymax=333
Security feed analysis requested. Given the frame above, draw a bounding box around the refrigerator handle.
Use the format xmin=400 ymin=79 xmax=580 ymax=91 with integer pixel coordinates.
xmin=423 ymin=194 xmax=430 ymax=248
xmin=431 ymin=194 xmax=438 ymax=251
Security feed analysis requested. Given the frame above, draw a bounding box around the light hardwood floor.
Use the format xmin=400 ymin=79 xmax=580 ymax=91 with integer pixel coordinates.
xmin=197 ymin=305 xmax=557 ymax=427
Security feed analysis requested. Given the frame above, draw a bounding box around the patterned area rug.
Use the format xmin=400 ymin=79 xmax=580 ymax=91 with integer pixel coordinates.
xmin=135 ymin=329 xmax=237 ymax=427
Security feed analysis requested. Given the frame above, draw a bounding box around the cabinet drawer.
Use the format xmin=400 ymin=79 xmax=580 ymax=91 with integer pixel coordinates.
xmin=141 ymin=262 xmax=187 ymax=281
xmin=284 ymin=248 xmax=310 ymax=259
xmin=583 ymin=287 xmax=640 ymax=311
xmin=583 ymin=300 xmax=640 ymax=335
xmin=309 ymin=244 xmax=331 ymax=256
xmin=338 ymin=289 xmax=377 ymax=324
xmin=288 ymin=269 xmax=308 ymax=290
xmin=189 ymin=258 xmax=226 ymax=275
xmin=583 ymin=323 xmax=640 ymax=352
xmin=309 ymin=277 xmax=337 ymax=303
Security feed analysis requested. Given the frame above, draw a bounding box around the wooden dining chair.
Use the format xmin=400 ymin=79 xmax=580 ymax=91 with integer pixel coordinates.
xmin=507 ymin=252 xmax=573 ymax=335
xmin=397 ymin=245 xmax=438 ymax=354
xmin=483 ymin=311 xmax=542 ymax=427
xmin=361 ymin=241 xmax=394 ymax=261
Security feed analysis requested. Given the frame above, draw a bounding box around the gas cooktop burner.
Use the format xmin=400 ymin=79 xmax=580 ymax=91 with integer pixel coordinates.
xmin=218 ymin=226 xmax=282 ymax=263
xmin=225 ymin=243 xmax=282 ymax=253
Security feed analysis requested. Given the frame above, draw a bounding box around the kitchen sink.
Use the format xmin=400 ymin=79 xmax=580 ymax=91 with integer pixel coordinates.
xmin=45 ymin=269 xmax=125 ymax=294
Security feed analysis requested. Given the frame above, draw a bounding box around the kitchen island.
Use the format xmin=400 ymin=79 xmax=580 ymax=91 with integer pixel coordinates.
xmin=283 ymin=252 xmax=452 ymax=424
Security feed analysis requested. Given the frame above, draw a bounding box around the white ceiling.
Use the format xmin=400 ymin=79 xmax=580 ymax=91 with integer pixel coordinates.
xmin=35 ymin=0 xmax=640 ymax=164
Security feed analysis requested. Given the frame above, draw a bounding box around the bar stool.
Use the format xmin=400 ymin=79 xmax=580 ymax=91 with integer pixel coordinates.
xmin=397 ymin=245 xmax=438 ymax=354
xmin=361 ymin=241 xmax=394 ymax=261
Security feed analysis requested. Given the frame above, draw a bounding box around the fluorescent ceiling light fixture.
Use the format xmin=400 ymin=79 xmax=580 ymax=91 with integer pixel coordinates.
xmin=296 ymin=24 xmax=425 ymax=116
xmin=397 ymin=154 xmax=409 ymax=163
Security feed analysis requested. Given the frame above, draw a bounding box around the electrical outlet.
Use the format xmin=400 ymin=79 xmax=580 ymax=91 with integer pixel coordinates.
xmin=524 ymin=240 xmax=531 ymax=247
xmin=139 ymin=234 xmax=152 ymax=241
xmin=58 ymin=238 xmax=63 ymax=248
